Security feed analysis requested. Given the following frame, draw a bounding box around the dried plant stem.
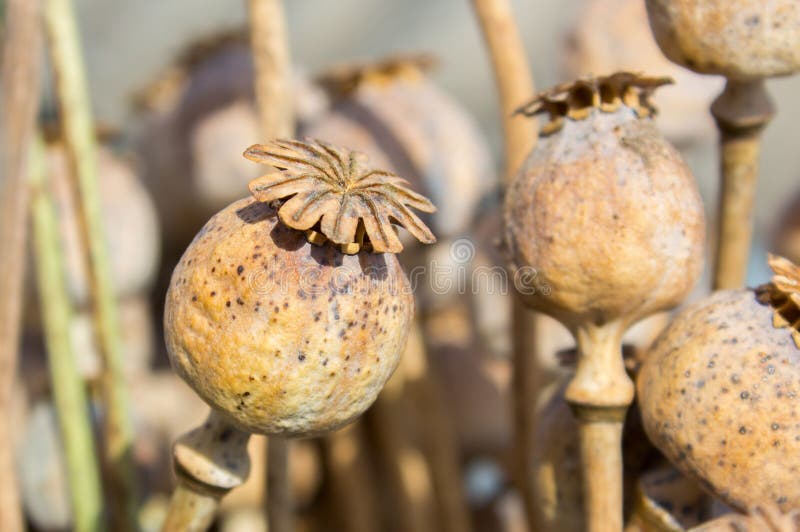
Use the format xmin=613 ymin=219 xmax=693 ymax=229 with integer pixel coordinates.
xmin=162 ymin=410 xmax=251 ymax=532
xmin=370 ymin=361 xmax=438 ymax=532
xmin=322 ymin=423 xmax=380 ymax=532
xmin=711 ymin=79 xmax=774 ymax=290
xmin=29 ymin=135 xmax=104 ymax=532
xmin=470 ymin=0 xmax=536 ymax=181
xmin=470 ymin=0 xmax=541 ymax=526
xmin=404 ymin=317 xmax=473 ymax=532
xmin=248 ymin=0 xmax=294 ymax=139
xmin=266 ymin=436 xmax=292 ymax=532
xmin=565 ymin=321 xmax=632 ymax=532
xmin=0 ymin=1 xmax=43 ymax=529
xmin=248 ymin=2 xmax=295 ymax=530
xmin=43 ymin=0 xmax=137 ymax=527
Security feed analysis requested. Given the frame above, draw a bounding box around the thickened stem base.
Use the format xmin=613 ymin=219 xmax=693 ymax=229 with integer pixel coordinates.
xmin=162 ymin=410 xmax=252 ymax=532
xmin=711 ymin=79 xmax=774 ymax=290
xmin=565 ymin=321 xmax=631 ymax=532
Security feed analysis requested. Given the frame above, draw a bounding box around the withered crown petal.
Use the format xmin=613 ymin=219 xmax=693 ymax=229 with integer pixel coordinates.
xmin=244 ymin=138 xmax=436 ymax=254
xmin=515 ymin=72 xmax=673 ymax=135
xmin=757 ymin=254 xmax=800 ymax=348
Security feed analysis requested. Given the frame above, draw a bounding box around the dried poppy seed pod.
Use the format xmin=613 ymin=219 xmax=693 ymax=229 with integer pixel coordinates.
xmin=691 ymin=504 xmax=800 ymax=532
xmin=162 ymin=139 xmax=436 ymax=529
xmin=504 ymin=73 xmax=705 ymax=532
xmin=645 ymin=0 xmax=800 ymax=81
xmin=638 ymin=255 xmax=800 ymax=513
xmin=302 ymin=54 xmax=493 ymax=239
xmin=645 ymin=0 xmax=800 ymax=290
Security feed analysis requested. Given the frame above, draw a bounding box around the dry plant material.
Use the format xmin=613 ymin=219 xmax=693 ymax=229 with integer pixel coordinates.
xmin=304 ymin=53 xmax=492 ymax=239
xmin=245 ymin=138 xmax=436 ymax=254
xmin=0 ymin=0 xmax=42 ymax=529
xmin=638 ymin=255 xmax=800 ymax=513
xmin=645 ymin=0 xmax=800 ymax=290
xmin=162 ymin=140 xmax=436 ymax=530
xmin=562 ymin=0 xmax=723 ymax=145
xmin=691 ymin=505 xmax=800 ymax=532
xmin=505 ymin=73 xmax=706 ymax=532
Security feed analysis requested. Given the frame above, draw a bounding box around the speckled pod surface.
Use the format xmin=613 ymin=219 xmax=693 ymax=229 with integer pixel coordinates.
xmin=164 ymin=198 xmax=413 ymax=436
xmin=504 ymin=104 xmax=705 ymax=329
xmin=638 ymin=289 xmax=800 ymax=511
xmin=646 ymin=0 xmax=800 ymax=80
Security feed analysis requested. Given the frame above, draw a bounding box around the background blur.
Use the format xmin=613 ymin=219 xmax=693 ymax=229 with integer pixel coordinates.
xmin=64 ymin=0 xmax=800 ymax=284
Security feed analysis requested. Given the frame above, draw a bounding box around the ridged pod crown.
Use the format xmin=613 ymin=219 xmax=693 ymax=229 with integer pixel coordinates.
xmin=757 ymin=254 xmax=800 ymax=348
xmin=244 ymin=138 xmax=436 ymax=254
xmin=515 ymin=71 xmax=672 ymax=135
xmin=316 ymin=53 xmax=437 ymax=98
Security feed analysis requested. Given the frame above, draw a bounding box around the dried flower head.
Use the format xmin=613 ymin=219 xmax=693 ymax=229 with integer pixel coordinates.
xmin=244 ymin=138 xmax=436 ymax=254
xmin=757 ymin=254 xmax=800 ymax=347
xmin=316 ymin=53 xmax=437 ymax=98
xmin=515 ymin=71 xmax=673 ymax=134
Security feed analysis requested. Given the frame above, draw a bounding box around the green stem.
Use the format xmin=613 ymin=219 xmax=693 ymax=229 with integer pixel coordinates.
xmin=42 ymin=0 xmax=137 ymax=528
xmin=30 ymin=135 xmax=104 ymax=532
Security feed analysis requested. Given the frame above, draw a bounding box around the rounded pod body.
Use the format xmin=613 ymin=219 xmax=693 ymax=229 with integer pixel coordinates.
xmin=302 ymin=56 xmax=493 ymax=238
xmin=504 ymin=74 xmax=705 ymax=329
xmin=638 ymin=257 xmax=800 ymax=511
xmin=165 ymin=139 xmax=436 ymax=437
xmin=165 ymin=198 xmax=413 ymax=436
xmin=645 ymin=0 xmax=800 ymax=80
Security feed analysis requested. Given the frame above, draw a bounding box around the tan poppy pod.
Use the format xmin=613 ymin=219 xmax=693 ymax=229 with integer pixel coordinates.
xmin=638 ymin=255 xmax=800 ymax=512
xmin=562 ymin=0 xmax=723 ymax=144
xmin=162 ymin=139 xmax=436 ymax=529
xmin=645 ymin=0 xmax=800 ymax=81
xmin=504 ymin=73 xmax=705 ymax=531
xmin=774 ymin=192 xmax=800 ymax=265
xmin=302 ymin=54 xmax=493 ymax=238
xmin=691 ymin=504 xmax=800 ymax=532
xmin=166 ymin=139 xmax=435 ymax=436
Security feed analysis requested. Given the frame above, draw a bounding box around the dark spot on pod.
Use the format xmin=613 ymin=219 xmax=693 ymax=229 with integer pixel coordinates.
xmin=298 ymin=354 xmax=306 ymax=362
xmin=237 ymin=265 xmax=244 ymax=275
xmin=322 ymin=358 xmax=328 ymax=366
xmin=243 ymin=392 xmax=250 ymax=397
xmin=212 ymin=267 xmax=216 ymax=273
xmin=772 ymin=423 xmax=780 ymax=430
xmin=226 ymin=301 xmax=231 ymax=307
xmin=210 ymin=291 xmax=216 ymax=297
xmin=741 ymin=391 xmax=749 ymax=399
xmin=192 ymin=295 xmax=197 ymax=302
xmin=283 ymin=302 xmax=288 ymax=309
xmin=237 ymin=298 xmax=244 ymax=305
xmin=739 ymin=426 xmax=747 ymax=435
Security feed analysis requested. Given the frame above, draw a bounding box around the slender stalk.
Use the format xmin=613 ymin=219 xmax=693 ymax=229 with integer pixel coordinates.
xmin=248 ymin=0 xmax=294 ymax=140
xmin=322 ymin=423 xmax=380 ymax=532
xmin=710 ymin=79 xmax=774 ymax=290
xmin=470 ymin=0 xmax=536 ymax=181
xmin=248 ymin=2 xmax=295 ymax=530
xmin=470 ymin=0 xmax=541 ymax=526
xmin=404 ymin=316 xmax=473 ymax=532
xmin=0 ymin=1 xmax=42 ymax=529
xmin=43 ymin=1 xmax=137 ymax=528
xmin=565 ymin=321 xmax=632 ymax=532
xmin=29 ymin=135 xmax=104 ymax=532
xmin=162 ymin=410 xmax=252 ymax=532
xmin=369 ymin=359 xmax=438 ymax=532
xmin=266 ymin=436 xmax=291 ymax=532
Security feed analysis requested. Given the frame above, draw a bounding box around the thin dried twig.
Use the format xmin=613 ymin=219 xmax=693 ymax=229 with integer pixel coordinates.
xmin=43 ymin=0 xmax=137 ymax=528
xmin=0 ymin=0 xmax=43 ymax=529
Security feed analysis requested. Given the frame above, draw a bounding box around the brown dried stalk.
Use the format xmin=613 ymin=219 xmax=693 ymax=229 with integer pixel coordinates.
xmin=470 ymin=0 xmax=541 ymax=527
xmin=0 ymin=1 xmax=42 ymax=530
